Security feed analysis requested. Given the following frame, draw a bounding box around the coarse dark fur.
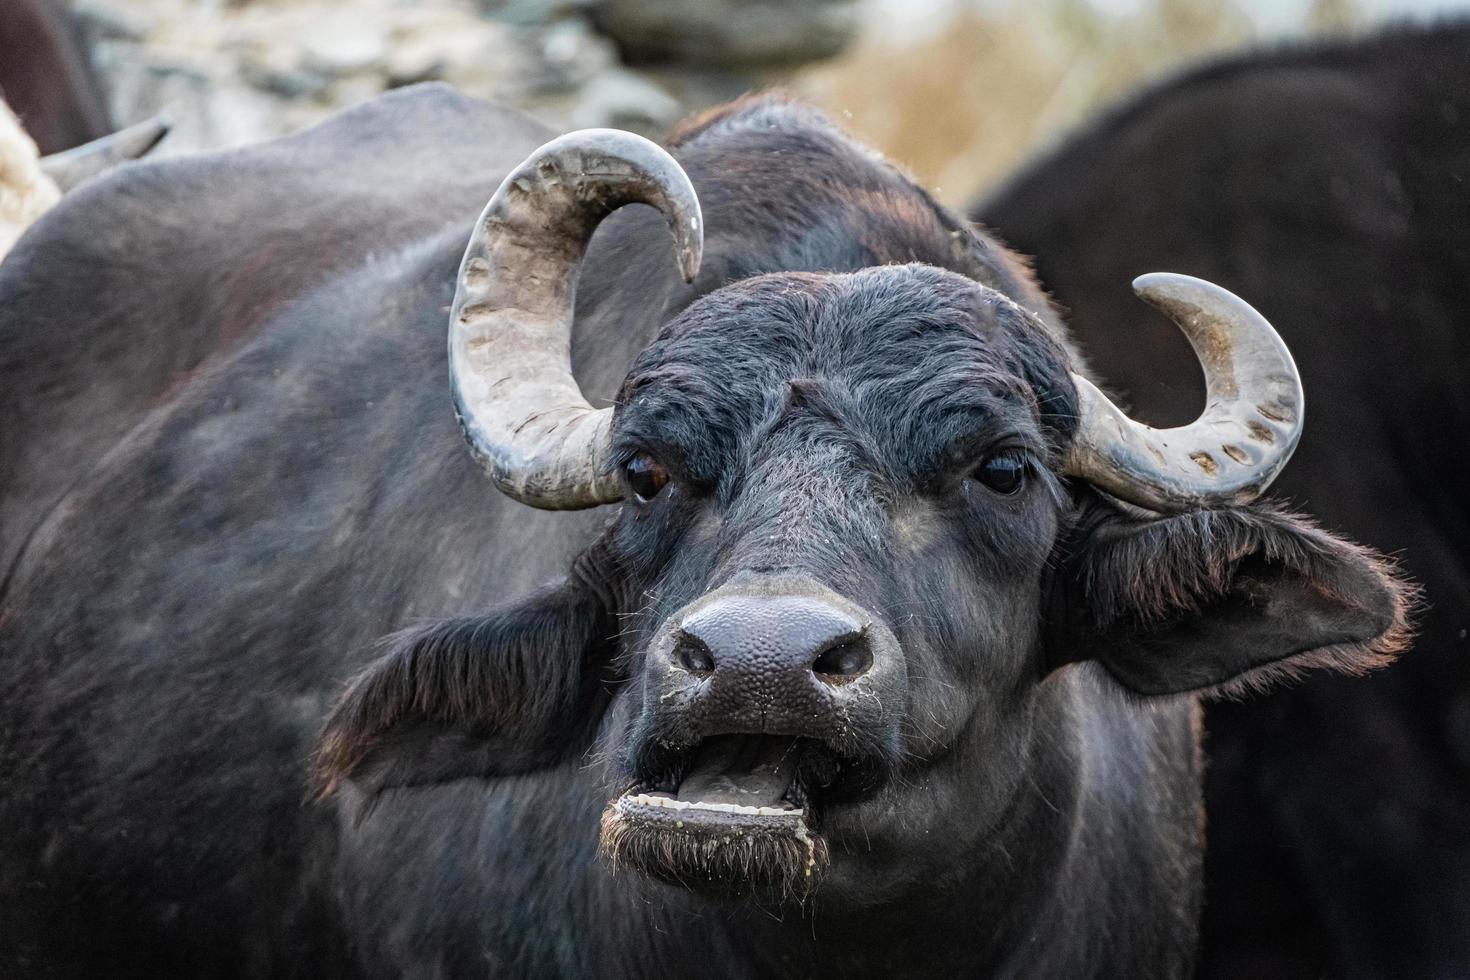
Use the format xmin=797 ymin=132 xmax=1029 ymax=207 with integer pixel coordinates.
xmin=975 ymin=21 xmax=1468 ymax=979
xmin=0 ymin=84 xmax=1408 ymax=978
xmin=0 ymin=0 xmax=111 ymax=153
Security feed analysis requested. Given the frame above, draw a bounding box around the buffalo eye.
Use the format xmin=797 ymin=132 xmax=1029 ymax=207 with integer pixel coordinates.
xmin=974 ymin=450 xmax=1027 ymax=495
xmin=625 ymin=454 xmax=669 ymax=501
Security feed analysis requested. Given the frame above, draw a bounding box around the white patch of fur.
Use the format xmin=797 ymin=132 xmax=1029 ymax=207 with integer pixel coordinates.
xmin=0 ymin=98 xmax=61 ymax=262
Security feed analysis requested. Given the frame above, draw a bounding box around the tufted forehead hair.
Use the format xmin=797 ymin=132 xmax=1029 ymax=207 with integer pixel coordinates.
xmin=612 ymin=263 xmax=1081 ymax=490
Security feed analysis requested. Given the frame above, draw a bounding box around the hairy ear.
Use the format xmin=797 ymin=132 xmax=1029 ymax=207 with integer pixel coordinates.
xmin=1046 ymin=498 xmax=1415 ymax=698
xmin=315 ymin=577 xmax=616 ymax=795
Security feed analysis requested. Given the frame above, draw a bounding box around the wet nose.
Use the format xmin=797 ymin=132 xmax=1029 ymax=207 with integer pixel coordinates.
xmin=673 ymin=595 xmax=873 ymax=684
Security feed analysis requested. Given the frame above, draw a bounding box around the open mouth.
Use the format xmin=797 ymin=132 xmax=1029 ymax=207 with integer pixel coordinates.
xmin=623 ymin=732 xmax=811 ymax=817
xmin=600 ymin=735 xmax=833 ymax=895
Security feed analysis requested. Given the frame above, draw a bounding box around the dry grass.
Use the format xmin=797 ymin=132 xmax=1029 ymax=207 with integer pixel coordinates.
xmin=791 ymin=0 xmax=1363 ymax=206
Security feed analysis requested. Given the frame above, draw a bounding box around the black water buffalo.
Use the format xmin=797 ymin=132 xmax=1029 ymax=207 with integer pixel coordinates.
xmin=0 ymin=0 xmax=111 ymax=154
xmin=976 ymin=21 xmax=1470 ymax=979
xmin=0 ymin=86 xmax=1408 ymax=977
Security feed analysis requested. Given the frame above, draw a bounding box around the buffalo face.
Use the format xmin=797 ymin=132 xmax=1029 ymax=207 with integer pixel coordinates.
xmin=594 ymin=265 xmax=1075 ymax=897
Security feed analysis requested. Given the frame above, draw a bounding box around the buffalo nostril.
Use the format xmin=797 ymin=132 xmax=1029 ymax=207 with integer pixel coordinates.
xmin=674 ymin=635 xmax=715 ymax=676
xmin=812 ymin=636 xmax=872 ymax=683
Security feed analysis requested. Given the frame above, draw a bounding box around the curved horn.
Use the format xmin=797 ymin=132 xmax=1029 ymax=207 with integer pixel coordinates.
xmin=40 ymin=116 xmax=170 ymax=192
xmin=1063 ymin=273 xmax=1304 ymax=512
xmin=449 ymin=128 xmax=703 ymax=509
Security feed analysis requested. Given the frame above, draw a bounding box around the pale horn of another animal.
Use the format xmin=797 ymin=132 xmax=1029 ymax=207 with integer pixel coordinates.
xmin=39 ymin=116 xmax=170 ymax=192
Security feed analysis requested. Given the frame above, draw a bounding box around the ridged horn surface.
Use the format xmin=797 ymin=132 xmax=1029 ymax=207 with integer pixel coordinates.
xmin=1063 ymin=273 xmax=1304 ymax=512
xmin=448 ymin=128 xmax=702 ymax=509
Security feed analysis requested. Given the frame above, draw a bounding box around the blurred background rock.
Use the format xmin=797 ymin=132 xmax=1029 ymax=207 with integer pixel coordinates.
xmin=66 ymin=0 xmax=1470 ymax=205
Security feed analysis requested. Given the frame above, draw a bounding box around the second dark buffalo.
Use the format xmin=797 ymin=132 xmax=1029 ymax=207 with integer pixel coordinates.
xmin=977 ymin=21 xmax=1470 ymax=980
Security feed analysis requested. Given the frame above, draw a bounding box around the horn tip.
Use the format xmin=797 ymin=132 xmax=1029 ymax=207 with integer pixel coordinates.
xmin=678 ymin=247 xmax=702 ymax=283
xmin=675 ymin=209 xmax=703 ymax=283
xmin=1132 ymin=271 xmax=1192 ymax=298
xmin=130 ymin=116 xmax=171 ymax=157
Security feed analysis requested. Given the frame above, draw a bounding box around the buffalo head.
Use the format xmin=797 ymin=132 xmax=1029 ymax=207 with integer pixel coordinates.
xmin=315 ymin=128 xmax=1409 ymax=904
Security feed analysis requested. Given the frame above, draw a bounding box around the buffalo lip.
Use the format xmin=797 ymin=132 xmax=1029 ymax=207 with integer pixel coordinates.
xmin=600 ymin=735 xmax=881 ymax=890
xmin=601 ymin=784 xmax=826 ymax=891
xmin=616 ymin=791 xmax=806 ymax=821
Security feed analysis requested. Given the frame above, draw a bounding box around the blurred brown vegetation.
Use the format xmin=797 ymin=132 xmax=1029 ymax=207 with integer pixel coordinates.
xmin=793 ymin=0 xmax=1362 ymax=205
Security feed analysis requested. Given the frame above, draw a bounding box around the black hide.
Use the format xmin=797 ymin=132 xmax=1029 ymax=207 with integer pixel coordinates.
xmin=976 ymin=22 xmax=1470 ymax=980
